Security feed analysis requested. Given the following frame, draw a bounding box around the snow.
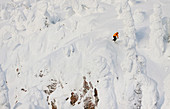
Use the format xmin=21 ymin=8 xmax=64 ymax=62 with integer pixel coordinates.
xmin=0 ymin=65 xmax=10 ymax=109
xmin=133 ymin=9 xmax=145 ymax=25
xmin=0 ymin=0 xmax=170 ymax=109
xmin=162 ymin=74 xmax=170 ymax=109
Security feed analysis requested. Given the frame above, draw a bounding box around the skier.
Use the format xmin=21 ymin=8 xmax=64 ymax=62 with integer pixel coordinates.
xmin=113 ymin=32 xmax=119 ymax=41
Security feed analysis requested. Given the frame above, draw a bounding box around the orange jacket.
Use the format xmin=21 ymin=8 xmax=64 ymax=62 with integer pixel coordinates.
xmin=113 ymin=32 xmax=119 ymax=38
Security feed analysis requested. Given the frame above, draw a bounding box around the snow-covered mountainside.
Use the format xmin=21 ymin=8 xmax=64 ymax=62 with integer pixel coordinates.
xmin=0 ymin=0 xmax=170 ymax=109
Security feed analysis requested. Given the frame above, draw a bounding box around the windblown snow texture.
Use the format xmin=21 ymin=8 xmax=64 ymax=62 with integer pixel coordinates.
xmin=0 ymin=0 xmax=170 ymax=109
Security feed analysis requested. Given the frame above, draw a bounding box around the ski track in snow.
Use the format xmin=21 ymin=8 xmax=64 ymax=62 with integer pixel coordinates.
xmin=0 ymin=0 xmax=170 ymax=109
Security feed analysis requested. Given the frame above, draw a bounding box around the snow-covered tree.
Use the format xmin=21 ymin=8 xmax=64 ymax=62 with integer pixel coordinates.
xmin=149 ymin=4 xmax=166 ymax=57
xmin=121 ymin=0 xmax=136 ymax=40
xmin=163 ymin=17 xmax=170 ymax=42
xmin=118 ymin=1 xmax=159 ymax=109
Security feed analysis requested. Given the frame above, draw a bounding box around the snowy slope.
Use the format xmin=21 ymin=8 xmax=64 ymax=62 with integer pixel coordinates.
xmin=0 ymin=0 xmax=170 ymax=109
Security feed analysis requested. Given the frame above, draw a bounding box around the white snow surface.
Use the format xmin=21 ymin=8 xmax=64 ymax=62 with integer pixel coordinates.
xmin=0 ymin=0 xmax=170 ymax=109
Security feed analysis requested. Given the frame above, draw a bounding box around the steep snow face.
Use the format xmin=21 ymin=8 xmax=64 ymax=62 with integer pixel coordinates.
xmin=0 ymin=0 xmax=170 ymax=109
xmin=29 ymin=38 xmax=120 ymax=109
